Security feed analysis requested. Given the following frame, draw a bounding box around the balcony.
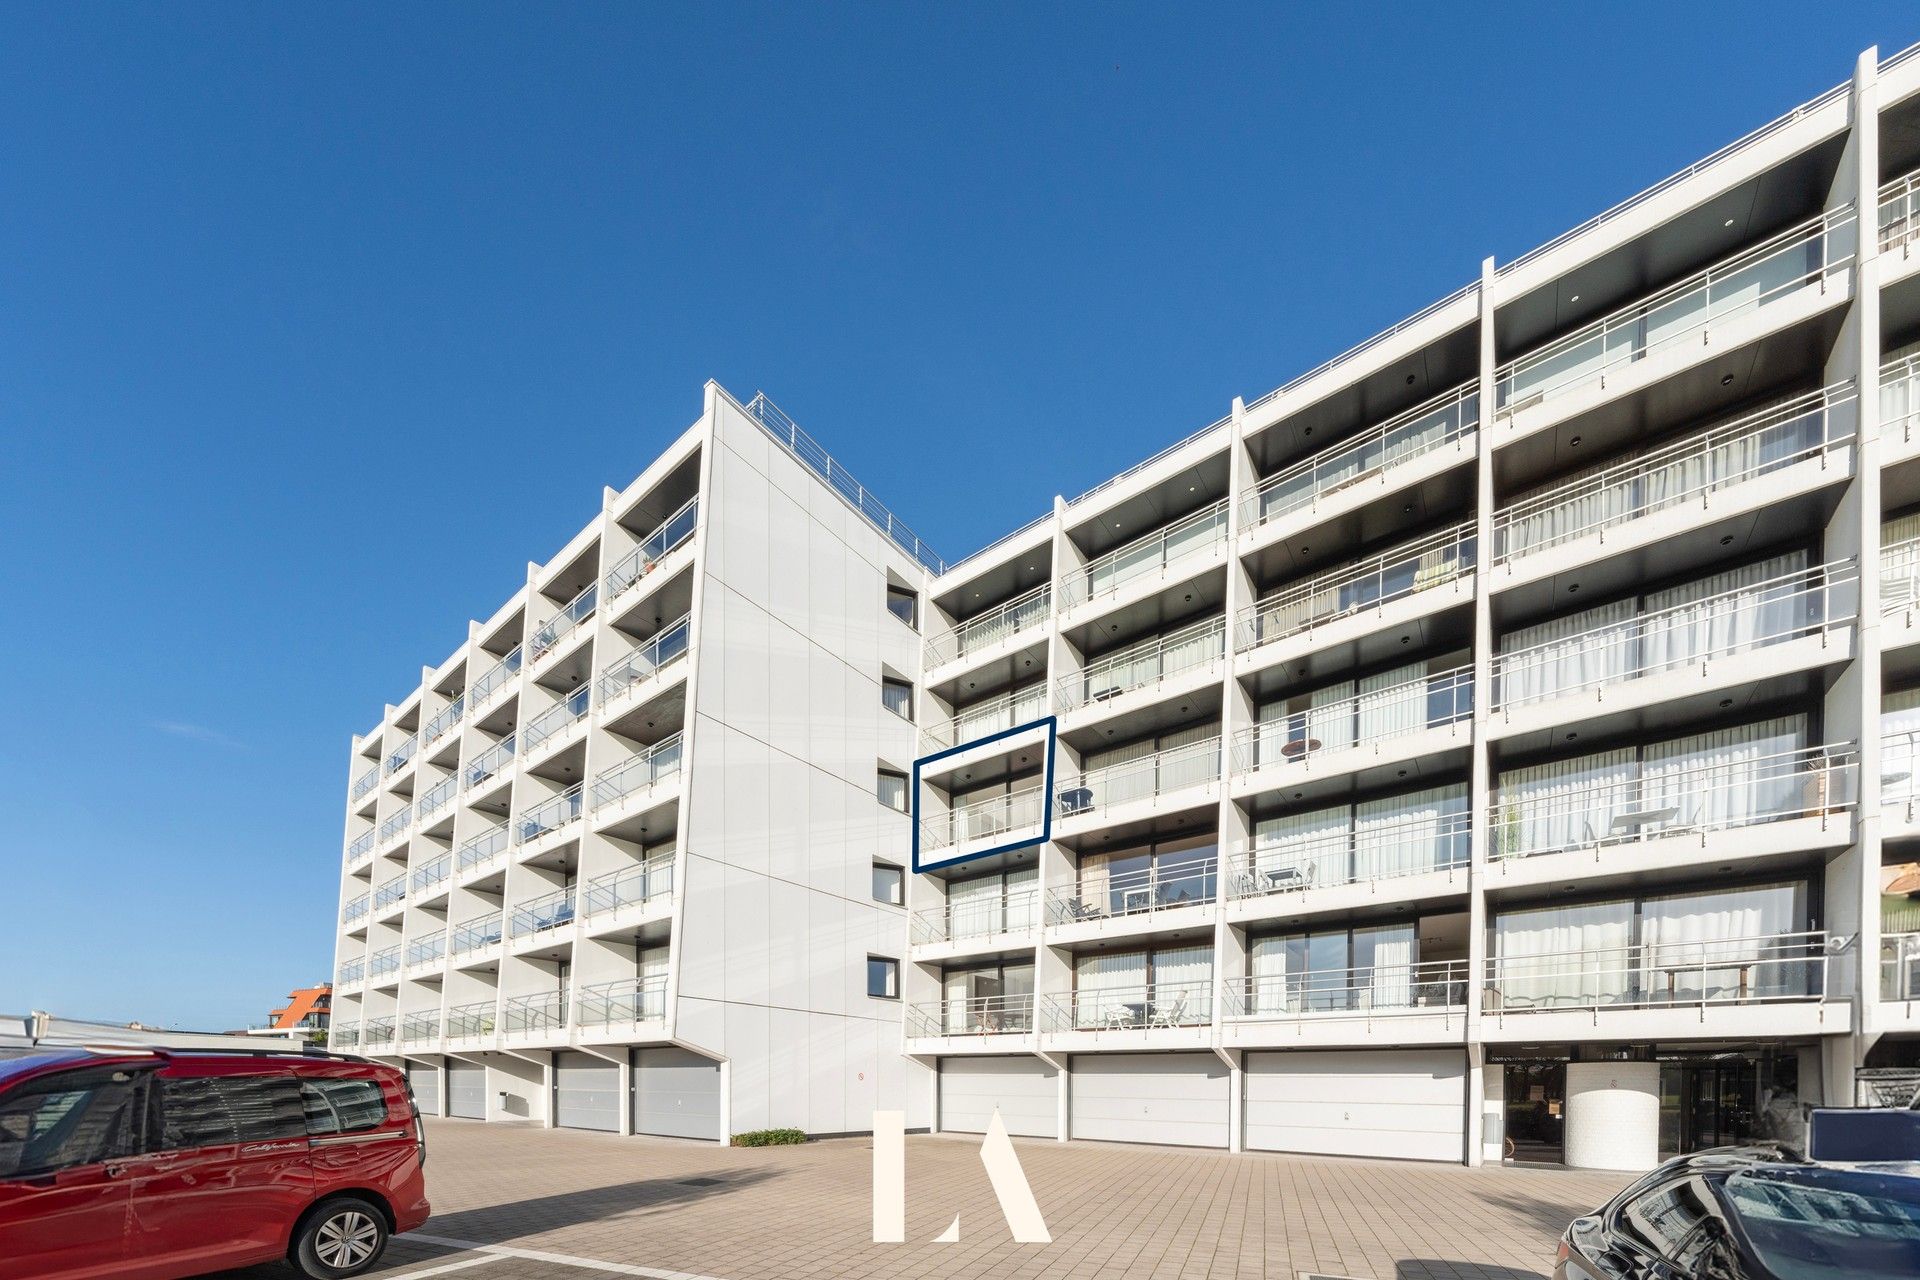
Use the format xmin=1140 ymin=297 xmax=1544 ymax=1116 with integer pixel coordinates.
xmin=331 ymin=1025 xmax=360 ymax=1050
xmin=422 ymin=694 xmax=465 ymax=748
xmin=1880 ymin=727 xmax=1920 ymax=834
xmin=1883 ymin=529 xmax=1920 ymax=652
xmin=363 ymin=1017 xmax=395 ymax=1048
xmin=1054 ymin=737 xmax=1221 ymax=830
xmin=1221 ymin=960 xmax=1469 ymax=1029
xmin=416 ymin=774 xmax=459 ymax=824
xmin=1241 ymin=383 xmax=1478 ymax=537
xmin=336 ymin=959 xmax=365 ymax=990
xmin=1236 ymin=525 xmax=1475 ymax=661
xmin=1881 ymin=165 xmax=1920 ymax=258
xmin=910 ymin=886 xmax=1040 ymax=947
xmin=464 ymin=735 xmax=516 ymax=792
xmin=577 ymin=976 xmax=668 ymax=1032
xmin=468 ymin=646 xmax=522 ymax=712
xmin=589 ymin=735 xmax=683 ymax=816
xmin=924 ymin=585 xmax=1050 ymax=670
xmin=344 ymin=831 xmax=375 ymax=868
xmin=351 ymin=765 xmax=378 ymax=802
xmin=595 ymin=616 xmax=691 ymax=709
xmin=342 ymin=894 xmax=370 ymax=925
xmin=582 ymin=854 xmax=675 ymax=920
xmin=410 ymin=852 xmax=451 ymax=899
xmin=510 ymin=887 xmax=577 ymax=941
xmin=455 ymin=821 xmax=511 ymax=879
xmin=1043 ymin=979 xmax=1213 ymax=1033
xmin=513 ymin=783 xmax=584 ymax=846
xmin=906 ymin=994 xmax=1035 ymax=1039
xmin=385 ymin=734 xmax=418 ymax=777
xmin=377 ymin=805 xmax=412 ymax=849
xmin=1880 ymin=352 xmax=1920 ymax=464
xmin=1058 ymin=615 xmax=1225 ymax=714
xmin=1060 ymin=500 xmax=1230 ymax=615
xmin=373 ymin=876 xmax=407 ymax=915
xmin=605 ymin=496 xmax=699 ymax=601
xmin=531 ymin=582 xmax=597 ymax=665
xmin=521 ymin=684 xmax=590 ymax=756
xmin=368 ymin=946 xmax=401 ymax=981
xmin=445 ymin=999 xmax=497 ymax=1041
xmin=919 ymin=783 xmax=1046 ymax=857
xmin=921 ymin=684 xmax=1048 ymax=753
xmin=1047 ymin=859 xmax=1216 ymax=930
xmin=1226 ymin=809 xmax=1471 ymax=909
xmin=401 ymin=1012 xmax=440 ymax=1044
xmin=503 ymin=991 xmax=566 ymax=1038
xmin=1881 ymin=933 xmax=1920 ymax=1003
xmin=450 ymin=912 xmax=504 ymax=958
xmin=404 ymin=933 xmax=446 ymax=974
xmin=1493 ymin=208 xmax=1856 ymax=427
xmin=1233 ymin=667 xmax=1472 ymax=790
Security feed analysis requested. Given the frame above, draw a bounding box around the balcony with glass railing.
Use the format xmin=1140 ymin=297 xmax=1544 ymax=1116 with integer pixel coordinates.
xmin=513 ymin=783 xmax=584 ymax=846
xmin=344 ymin=831 xmax=375 ymax=868
xmin=450 ymin=912 xmax=504 ymax=957
xmin=1880 ymin=727 xmax=1920 ymax=827
xmin=468 ymin=646 xmax=522 ymax=711
xmin=1880 ymin=166 xmax=1920 ymax=256
xmin=503 ymin=990 xmax=566 ymax=1037
xmin=1043 ymin=979 xmax=1213 ymax=1032
xmin=1236 ymin=525 xmax=1475 ymax=657
xmin=1881 ymin=932 xmax=1920 ymax=1003
xmin=1492 ymin=386 xmax=1855 ymax=570
xmin=1054 ymin=737 xmax=1221 ymax=829
xmin=342 ymin=893 xmax=370 ymax=925
xmin=385 ymin=733 xmax=418 ymax=776
xmin=921 ymin=684 xmax=1049 ymax=752
xmin=1485 ymin=930 xmax=1828 ymax=1016
xmin=368 ymin=946 xmax=401 ymax=981
xmin=578 ymin=976 xmax=668 ymax=1031
xmin=373 ymin=877 xmax=407 ymax=914
xmin=910 ymin=886 xmax=1040 ymax=947
xmin=1878 ymin=351 xmax=1920 ymax=462
xmin=455 ymin=821 xmax=511 ymax=879
xmin=1493 ymin=207 xmax=1856 ymax=421
xmin=596 ymin=616 xmax=691 ymax=708
xmin=351 ymin=765 xmax=379 ymax=802
xmin=337 ymin=958 xmax=365 ymax=990
xmin=377 ymin=805 xmax=412 ymax=847
xmin=404 ymin=932 xmax=446 ymax=972
xmin=582 ymin=854 xmax=676 ymax=919
xmin=1046 ymin=858 xmax=1216 ymax=928
xmin=605 ymin=496 xmax=699 ymax=601
xmin=510 ymin=886 xmax=577 ymax=940
xmin=422 ymin=694 xmax=465 ymax=748
xmin=924 ymin=584 xmax=1051 ymax=670
xmin=363 ymin=1016 xmax=395 ymax=1048
xmin=588 ymin=735 xmax=683 ymax=814
xmin=919 ymin=782 xmax=1047 ymax=855
xmin=1058 ymin=615 xmax=1225 ymax=713
xmin=1221 ymin=960 xmax=1469 ymax=1024
xmin=445 ymin=999 xmax=497 ymax=1040
xmin=530 ymin=581 xmax=597 ymax=665
xmin=521 ymin=684 xmax=590 ymax=756
xmin=906 ymin=994 xmax=1036 ymax=1038
xmin=464 ymin=735 xmax=516 ymax=792
xmin=1234 ymin=668 xmax=1472 ymax=785
xmin=1242 ymin=384 xmax=1479 ymax=536
xmin=401 ymin=1011 xmax=441 ymax=1043
xmin=1226 ymin=810 xmax=1470 ymax=906
xmin=410 ymin=853 xmax=451 ymax=899
xmin=416 ymin=774 xmax=459 ymax=823
xmin=330 ymin=1024 xmax=360 ymax=1049
xmin=1061 ymin=500 xmax=1230 ymax=614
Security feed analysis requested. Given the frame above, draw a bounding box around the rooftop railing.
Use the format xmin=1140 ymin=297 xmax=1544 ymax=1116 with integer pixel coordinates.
xmin=582 ymin=853 xmax=675 ymax=917
xmin=422 ymin=694 xmax=465 ymax=747
xmin=416 ymin=774 xmax=459 ymax=822
xmin=1242 ymin=383 xmax=1478 ymax=534
xmin=510 ymin=886 xmax=577 ymax=939
xmin=344 ymin=831 xmax=375 ymax=866
xmin=503 ymin=990 xmax=566 ymax=1035
xmin=377 ymin=805 xmax=412 ymax=846
xmin=1221 ymin=960 xmax=1470 ymax=1021
xmin=513 ymin=784 xmax=584 ymax=846
xmin=909 ymin=885 xmax=1040 ymax=946
xmin=1226 ymin=809 xmax=1472 ymax=901
xmin=405 ymin=932 xmax=446 ymax=969
xmin=401 ymin=1012 xmax=440 ymax=1043
xmin=1486 ymin=929 xmax=1828 ymax=1013
xmin=1237 ymin=524 xmax=1475 ymax=654
xmin=1047 ymin=858 xmax=1217 ymax=926
xmin=384 ymin=733 xmax=418 ymax=776
xmin=577 ymin=976 xmax=667 ymax=1030
xmin=373 ymin=877 xmax=407 ymax=912
xmin=521 ymin=684 xmax=590 ymax=755
xmin=410 ymin=853 xmax=451 ymax=897
xmin=1044 ymin=978 xmax=1214 ymax=1031
xmin=1066 ymin=415 xmax=1232 ymax=509
xmin=455 ymin=821 xmax=510 ymax=876
xmin=596 ymin=617 xmax=691 ymax=707
xmin=464 ymin=735 xmax=515 ymax=792
xmin=1060 ymin=499 xmax=1231 ymax=611
xmin=1493 ymin=385 xmax=1855 ymax=563
xmin=605 ymin=496 xmax=699 ymax=599
xmin=363 ymin=1017 xmax=395 ymax=1047
xmin=906 ymin=993 xmax=1035 ymax=1038
xmin=351 ymin=765 xmax=379 ymax=802
xmin=450 ymin=912 xmax=504 ymax=956
xmin=1245 ymin=284 xmax=1482 ymax=418
xmin=1054 ymin=737 xmax=1221 ymax=826
xmin=923 ymin=584 xmax=1050 ymax=669
xmin=921 ymin=684 xmax=1048 ymax=753
xmin=342 ymin=893 xmax=370 ymax=924
xmin=445 ymin=999 xmax=496 ymax=1039
xmin=1495 ymin=208 xmax=1856 ymax=415
xmin=1058 ymin=614 xmax=1225 ymax=711
xmin=1234 ymin=667 xmax=1473 ymax=775
xmin=920 ymin=782 xmax=1047 ymax=854
xmin=1881 ymin=932 xmax=1920 ymax=1002
xmin=468 ymin=646 xmax=522 ymax=711
xmin=531 ymin=582 xmax=597 ymax=663
xmin=589 ymin=734 xmax=683 ymax=811
xmin=1492 ymin=564 xmax=1857 ymax=711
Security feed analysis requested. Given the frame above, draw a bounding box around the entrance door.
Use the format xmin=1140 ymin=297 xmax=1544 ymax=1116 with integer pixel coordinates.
xmin=1502 ymin=1062 xmax=1565 ymax=1163
xmin=1673 ymin=1060 xmax=1759 ymax=1152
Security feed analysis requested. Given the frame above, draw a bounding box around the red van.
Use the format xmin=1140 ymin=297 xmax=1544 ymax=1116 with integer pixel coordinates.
xmin=0 ymin=1047 xmax=430 ymax=1280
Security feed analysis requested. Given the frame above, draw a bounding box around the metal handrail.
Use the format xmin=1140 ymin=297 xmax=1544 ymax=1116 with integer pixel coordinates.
xmin=385 ymin=733 xmax=418 ymax=776
xmin=921 ymin=684 xmax=1048 ymax=752
xmin=1046 ymin=859 xmax=1217 ymax=925
xmin=373 ymin=877 xmax=407 ymax=911
xmin=923 ymin=584 xmax=1050 ymax=668
xmin=445 ymin=1000 xmax=497 ymax=1038
xmin=942 ymin=512 xmax=1053 ymax=577
xmin=1494 ymin=385 xmax=1856 ymax=562
xmin=1490 ymin=743 xmax=1857 ymax=861
xmin=1061 ymin=499 xmax=1231 ymax=609
xmin=468 ymin=645 xmax=522 ymax=710
xmin=417 ymin=774 xmax=458 ymax=821
xmin=338 ymin=957 xmax=365 ymax=983
xmin=401 ymin=1012 xmax=440 ymax=1042
xmin=1883 ymin=534 xmax=1920 ymax=617
xmin=531 ymin=581 xmax=598 ymax=663
xmin=1882 ymin=353 xmax=1920 ymax=451
xmin=1880 ymin=932 xmax=1920 ymax=1002
xmin=577 ymin=976 xmax=668 ymax=1028
xmin=362 ymin=1017 xmax=395 ymax=1045
xmin=464 ymin=734 xmax=516 ymax=791
xmin=1495 ymin=208 xmax=1856 ymax=413
xmin=1234 ymin=667 xmax=1473 ymax=772
xmin=920 ymin=782 xmax=1047 ymax=853
xmin=503 ymin=990 xmax=567 ymax=1034
xmin=1226 ymin=811 xmax=1472 ymax=900
xmin=1242 ymin=383 xmax=1479 ymax=533
xmin=510 ymin=887 xmax=577 ymax=938
xmin=377 ymin=804 xmax=413 ymax=845
xmin=583 ymin=854 xmax=676 ymax=915
xmin=521 ymin=684 xmax=590 ymax=754
xmin=1058 ymin=614 xmax=1225 ymax=710
xmin=1493 ymin=564 xmax=1857 ymax=710
xmin=1067 ymin=415 xmax=1232 ymax=509
xmin=410 ymin=853 xmax=451 ymax=896
xmin=351 ymin=766 xmax=379 ymax=801
xmin=344 ymin=831 xmax=375 ymax=865
xmin=330 ymin=1026 xmax=361 ymax=1048
xmin=368 ymin=946 xmax=401 ymax=977
xmin=909 ymin=886 xmax=1041 ymax=945
xmin=596 ymin=616 xmax=691 ymax=706
xmin=1236 ymin=524 xmax=1476 ymax=653
xmin=513 ymin=783 xmax=584 ymax=845
xmin=456 ymin=821 xmax=510 ymax=874
xmin=907 ymin=993 xmax=1036 ymax=1038
xmin=1044 ymin=978 xmax=1214 ymax=1031
xmin=1221 ymin=960 xmax=1470 ymax=1020
xmin=342 ymin=894 xmax=370 ymax=923
xmin=589 ymin=734 xmax=684 ymax=811
xmin=607 ymin=496 xmax=700 ymax=599
xmin=450 ymin=912 xmax=504 ymax=954
xmin=1486 ymin=929 xmax=1829 ymax=1012
xmin=1054 ymin=738 xmax=1221 ymax=824
xmin=1880 ymin=166 xmax=1920 ymax=252
xmin=1245 ymin=284 xmax=1481 ymax=417
xmin=1880 ymin=729 xmax=1920 ymax=809
xmin=405 ymin=933 xmax=446 ymax=968
xmin=422 ymin=694 xmax=466 ymax=746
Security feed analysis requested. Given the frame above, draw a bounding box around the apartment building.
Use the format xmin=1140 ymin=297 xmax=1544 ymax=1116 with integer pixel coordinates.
xmin=334 ymin=44 xmax=1920 ymax=1169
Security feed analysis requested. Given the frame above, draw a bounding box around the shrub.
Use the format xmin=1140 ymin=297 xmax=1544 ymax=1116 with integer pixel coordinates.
xmin=731 ymin=1128 xmax=807 ymax=1147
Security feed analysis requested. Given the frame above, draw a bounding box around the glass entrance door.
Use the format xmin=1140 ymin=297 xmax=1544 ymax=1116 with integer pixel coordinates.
xmin=1502 ymin=1062 xmax=1566 ymax=1163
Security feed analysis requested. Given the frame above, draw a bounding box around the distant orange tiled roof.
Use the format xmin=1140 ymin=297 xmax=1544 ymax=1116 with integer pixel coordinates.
xmin=270 ymin=984 xmax=333 ymax=1029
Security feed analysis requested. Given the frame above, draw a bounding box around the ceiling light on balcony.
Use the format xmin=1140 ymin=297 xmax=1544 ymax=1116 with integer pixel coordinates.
xmin=1567 ymin=583 xmax=1580 ymax=593
xmin=1725 ymin=218 xmax=1736 ymax=228
xmin=1720 ymin=535 xmax=1734 ymax=546
xmin=1720 ymin=698 xmax=1734 ymax=709
xmin=1721 ymin=374 xmax=1735 ymax=386
xmin=1569 ymin=435 xmax=1582 ymax=447
xmin=1566 ymin=731 xmax=1578 ymax=741
xmin=1303 ymin=426 xmax=1314 ymax=437
xmin=1569 ymin=294 xmax=1581 ymax=303
xmin=1406 ymin=374 xmax=1417 ymax=385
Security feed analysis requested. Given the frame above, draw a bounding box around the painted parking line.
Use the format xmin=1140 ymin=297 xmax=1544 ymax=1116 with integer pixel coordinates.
xmin=378 ymin=1256 xmax=504 ymax=1280
xmin=407 ymin=1233 xmax=731 ymax=1280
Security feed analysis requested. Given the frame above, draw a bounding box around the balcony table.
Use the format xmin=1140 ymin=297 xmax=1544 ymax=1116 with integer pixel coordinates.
xmin=1610 ymin=806 xmax=1680 ymax=834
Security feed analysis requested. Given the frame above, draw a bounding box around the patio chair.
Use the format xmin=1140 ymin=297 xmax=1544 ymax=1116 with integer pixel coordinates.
xmin=1147 ymin=993 xmax=1188 ymax=1029
xmin=1099 ymin=1004 xmax=1132 ymax=1031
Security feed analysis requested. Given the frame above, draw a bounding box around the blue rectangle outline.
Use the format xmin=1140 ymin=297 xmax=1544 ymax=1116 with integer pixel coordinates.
xmin=911 ymin=716 xmax=1057 ymax=873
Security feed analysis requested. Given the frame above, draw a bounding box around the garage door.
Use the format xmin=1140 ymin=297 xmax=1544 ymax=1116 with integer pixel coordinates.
xmin=555 ymin=1051 xmax=621 ymax=1132
xmin=940 ymin=1057 xmax=1057 ymax=1138
xmin=408 ymin=1064 xmax=441 ymax=1116
xmin=1070 ymin=1053 xmax=1228 ymax=1148
xmin=448 ymin=1063 xmax=486 ymax=1119
xmin=1246 ymin=1049 xmax=1465 ymax=1162
xmin=633 ymin=1047 xmax=721 ymax=1140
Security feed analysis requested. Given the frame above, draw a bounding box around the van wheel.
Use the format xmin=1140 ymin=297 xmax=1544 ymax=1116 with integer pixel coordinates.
xmin=294 ymin=1197 xmax=389 ymax=1278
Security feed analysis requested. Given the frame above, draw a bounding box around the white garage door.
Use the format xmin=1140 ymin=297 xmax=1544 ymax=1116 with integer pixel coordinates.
xmin=939 ymin=1057 xmax=1057 ymax=1138
xmin=1070 ymin=1053 xmax=1228 ymax=1148
xmin=555 ymin=1051 xmax=621 ymax=1132
xmin=408 ymin=1064 xmax=441 ymax=1116
xmin=633 ymin=1047 xmax=721 ymax=1141
xmin=448 ymin=1063 xmax=486 ymax=1119
xmin=1246 ymin=1049 xmax=1465 ymax=1162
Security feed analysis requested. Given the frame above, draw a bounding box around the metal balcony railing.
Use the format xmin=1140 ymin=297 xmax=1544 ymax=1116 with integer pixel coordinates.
xmin=385 ymin=733 xmax=418 ymax=776
xmin=1221 ymin=960 xmax=1470 ymax=1021
xmin=373 ymin=877 xmax=406 ymax=913
xmin=1879 ymin=352 xmax=1920 ymax=455
xmin=405 ymin=933 xmax=446 ymax=969
xmin=921 ymin=684 xmax=1048 ymax=752
xmin=589 ymin=735 xmax=683 ymax=811
xmin=445 ymin=999 xmax=496 ymax=1039
xmin=1054 ymin=737 xmax=1221 ymax=825
xmin=1493 ymin=385 xmax=1855 ymax=563
xmin=919 ymin=782 xmax=1047 ymax=854
xmin=906 ymin=993 xmax=1035 ymax=1037
xmin=464 ymin=735 xmax=516 ymax=792
xmin=337 ymin=958 xmax=365 ymax=986
xmin=422 ymin=693 xmax=465 ymax=747
xmin=468 ymin=645 xmax=522 ymax=710
xmin=401 ymin=1012 xmax=440 ymax=1043
xmin=510 ymin=887 xmax=577 ymax=939
xmin=1492 ymin=564 xmax=1856 ymax=711
xmin=1881 ymin=932 xmax=1920 ymax=1002
xmin=1068 ymin=414 xmax=1232 ymax=508
xmin=577 ymin=976 xmax=668 ymax=1029
xmin=1884 ymin=533 xmax=1920 ymax=616
xmin=944 ymin=512 xmax=1052 ymax=578
xmin=1880 ymin=728 xmax=1920 ymax=812
xmin=450 ymin=912 xmax=504 ymax=955
xmin=909 ymin=887 xmax=1040 ymax=945
xmin=1242 ymin=383 xmax=1478 ymax=533
xmin=503 ymin=990 xmax=566 ymax=1035
xmin=362 ymin=1017 xmax=395 ymax=1047
xmin=1495 ymin=208 xmax=1857 ymax=413
xmin=1047 ymin=859 xmax=1217 ymax=925
xmin=1061 ymin=500 xmax=1230 ymax=611
xmin=1234 ymin=668 xmax=1472 ymax=775
xmin=1226 ymin=811 xmax=1471 ymax=900
xmin=1490 ymin=743 xmax=1856 ymax=862
xmin=605 ymin=496 xmax=700 ymax=599
xmin=331 ymin=1025 xmax=360 ymax=1049
xmin=351 ymin=765 xmax=379 ymax=801
xmin=513 ymin=783 xmax=584 ymax=846
xmin=521 ymin=684 xmax=590 ymax=755
xmin=410 ymin=853 xmax=451 ymax=897
xmin=582 ymin=854 xmax=675 ymax=916
xmin=531 ymin=581 xmax=597 ymax=664
xmin=1044 ymin=979 xmax=1214 ymax=1031
xmin=455 ymin=821 xmax=511 ymax=876
xmin=344 ymin=831 xmax=375 ymax=866
xmin=416 ymin=774 xmax=459 ymax=822
xmin=368 ymin=947 xmax=401 ymax=979
xmin=377 ymin=805 xmax=412 ymax=846
xmin=342 ymin=894 xmax=370 ymax=924
xmin=596 ymin=616 xmax=691 ymax=707
xmin=1486 ymin=930 xmax=1829 ymax=1013
xmin=1058 ymin=615 xmax=1225 ymax=711
xmin=1236 ymin=525 xmax=1475 ymax=654
xmin=923 ymin=584 xmax=1050 ymax=669
xmin=1881 ymin=166 xmax=1920 ymax=252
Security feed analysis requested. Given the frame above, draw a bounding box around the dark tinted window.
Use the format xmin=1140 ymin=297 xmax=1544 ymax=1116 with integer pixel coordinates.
xmin=157 ymin=1074 xmax=306 ymax=1148
xmin=1726 ymin=1168 xmax=1920 ymax=1280
xmin=1616 ymin=1176 xmax=1717 ymax=1260
xmin=0 ymin=1068 xmax=143 ymax=1177
xmin=300 ymin=1078 xmax=389 ymax=1135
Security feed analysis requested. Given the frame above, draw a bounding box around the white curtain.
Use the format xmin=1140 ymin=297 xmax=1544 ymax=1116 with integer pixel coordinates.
xmin=1884 ymin=512 xmax=1920 ymax=612
xmin=1074 ymin=951 xmax=1147 ymax=1027
xmin=1501 ymin=458 xmax=1622 ymax=556
xmin=1247 ymin=936 xmax=1288 ymax=1015
xmin=1357 ymin=924 xmax=1415 ymax=1010
xmin=1356 ymin=662 xmax=1423 ymax=741
xmin=1004 ymin=867 xmax=1038 ymax=932
xmin=1639 ymin=883 xmax=1805 ymax=1001
xmin=1151 ymin=945 xmax=1213 ymax=1022
xmin=1253 ymin=805 xmax=1349 ymax=887
xmin=948 ymin=873 xmax=1005 ymax=941
xmin=1494 ymin=748 xmax=1635 ymax=857
xmin=1355 ymin=785 xmax=1468 ymax=879
xmin=1498 ymin=600 xmax=1635 ymax=705
xmin=1641 ymin=551 xmax=1807 ymax=671
xmin=1493 ymin=900 xmax=1634 ymax=1007
xmin=1641 ymin=714 xmax=1808 ymax=834
xmin=1083 ymin=736 xmax=1158 ymax=809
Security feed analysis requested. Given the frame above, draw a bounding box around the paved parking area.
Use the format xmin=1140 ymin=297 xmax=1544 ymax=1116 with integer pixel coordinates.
xmin=222 ymin=1118 xmax=1633 ymax=1280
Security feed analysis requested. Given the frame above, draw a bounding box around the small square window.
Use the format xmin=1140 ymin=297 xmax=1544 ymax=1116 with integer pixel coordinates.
xmin=877 ymin=769 xmax=909 ymax=813
xmin=881 ymin=678 xmax=914 ymax=722
xmin=867 ymin=955 xmax=900 ymax=1000
xmin=872 ymin=863 xmax=904 ymax=906
xmin=887 ymin=586 xmax=918 ymax=629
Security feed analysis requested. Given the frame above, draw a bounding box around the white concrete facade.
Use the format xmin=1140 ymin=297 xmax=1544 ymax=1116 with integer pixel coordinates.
xmin=335 ymin=44 xmax=1920 ymax=1167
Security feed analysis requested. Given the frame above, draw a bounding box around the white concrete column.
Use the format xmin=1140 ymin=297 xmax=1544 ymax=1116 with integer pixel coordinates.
xmin=1463 ymin=255 xmax=1499 ymax=1166
xmin=1564 ymin=1062 xmax=1660 ymax=1172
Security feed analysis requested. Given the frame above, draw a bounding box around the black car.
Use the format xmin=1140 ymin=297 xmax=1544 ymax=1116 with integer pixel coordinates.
xmin=1556 ymin=1143 xmax=1920 ymax=1279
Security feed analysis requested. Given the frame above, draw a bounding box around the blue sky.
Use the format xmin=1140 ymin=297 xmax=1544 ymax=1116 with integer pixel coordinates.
xmin=1 ymin=4 xmax=1914 ymax=1028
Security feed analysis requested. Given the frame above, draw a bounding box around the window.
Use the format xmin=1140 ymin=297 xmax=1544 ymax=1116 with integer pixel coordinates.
xmin=872 ymin=863 xmax=904 ymax=906
xmin=867 ymin=955 xmax=900 ymax=999
xmin=300 ymin=1077 xmax=390 ymax=1135
xmin=156 ymin=1073 xmax=306 ymax=1149
xmin=881 ymin=678 xmax=914 ymax=722
xmin=1725 ymin=1167 xmax=1920 ymax=1280
xmin=0 ymin=1068 xmax=143 ymax=1178
xmin=877 ymin=769 xmax=909 ymax=813
xmin=887 ymin=586 xmax=918 ymax=629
